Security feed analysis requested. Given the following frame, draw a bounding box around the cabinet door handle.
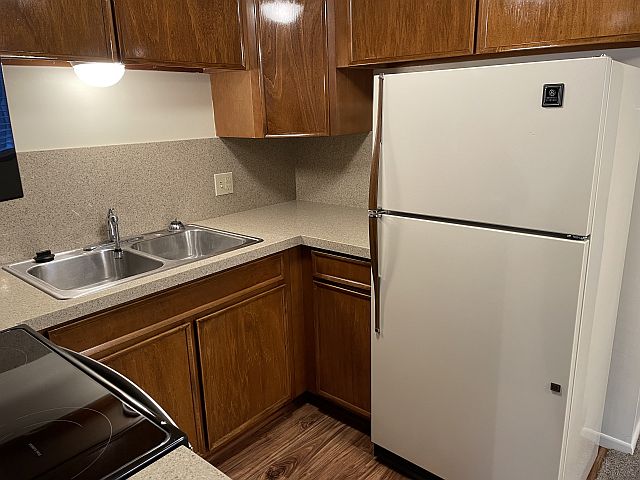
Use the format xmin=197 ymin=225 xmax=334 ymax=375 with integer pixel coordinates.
xmin=369 ymin=74 xmax=384 ymax=335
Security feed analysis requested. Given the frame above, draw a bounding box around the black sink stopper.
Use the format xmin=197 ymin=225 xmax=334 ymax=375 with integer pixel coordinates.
xmin=34 ymin=250 xmax=55 ymax=263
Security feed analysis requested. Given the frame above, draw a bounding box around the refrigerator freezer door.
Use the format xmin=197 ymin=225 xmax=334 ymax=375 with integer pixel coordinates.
xmin=378 ymin=57 xmax=611 ymax=236
xmin=372 ymin=215 xmax=588 ymax=480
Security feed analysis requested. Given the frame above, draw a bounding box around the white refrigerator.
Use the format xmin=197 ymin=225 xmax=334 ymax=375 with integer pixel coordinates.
xmin=369 ymin=57 xmax=640 ymax=480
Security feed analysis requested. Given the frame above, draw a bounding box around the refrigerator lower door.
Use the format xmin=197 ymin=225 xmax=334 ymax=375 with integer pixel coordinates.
xmin=372 ymin=215 xmax=588 ymax=480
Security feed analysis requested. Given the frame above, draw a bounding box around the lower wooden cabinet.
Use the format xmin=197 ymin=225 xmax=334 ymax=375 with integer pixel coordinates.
xmin=196 ymin=286 xmax=292 ymax=449
xmin=46 ymin=248 xmax=372 ymax=456
xmin=311 ymin=251 xmax=372 ymax=417
xmin=314 ymin=282 xmax=371 ymax=416
xmin=95 ymin=324 xmax=204 ymax=452
xmin=47 ymin=252 xmax=289 ymax=456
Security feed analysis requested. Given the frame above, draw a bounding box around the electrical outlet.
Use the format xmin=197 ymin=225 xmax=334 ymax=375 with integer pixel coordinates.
xmin=214 ymin=172 xmax=234 ymax=196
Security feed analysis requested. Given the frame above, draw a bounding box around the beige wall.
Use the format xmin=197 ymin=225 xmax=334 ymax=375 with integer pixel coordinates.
xmin=2 ymin=65 xmax=215 ymax=152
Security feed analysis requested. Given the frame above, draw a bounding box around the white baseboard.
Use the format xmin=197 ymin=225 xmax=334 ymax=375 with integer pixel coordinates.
xmin=632 ymin=419 xmax=640 ymax=453
xmin=599 ymin=432 xmax=635 ymax=454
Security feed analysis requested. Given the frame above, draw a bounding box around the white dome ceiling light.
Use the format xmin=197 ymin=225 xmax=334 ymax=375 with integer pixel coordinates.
xmin=260 ymin=1 xmax=303 ymax=25
xmin=72 ymin=62 xmax=125 ymax=88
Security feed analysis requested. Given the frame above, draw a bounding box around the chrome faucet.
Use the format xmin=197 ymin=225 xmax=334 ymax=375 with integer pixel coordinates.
xmin=107 ymin=208 xmax=123 ymax=259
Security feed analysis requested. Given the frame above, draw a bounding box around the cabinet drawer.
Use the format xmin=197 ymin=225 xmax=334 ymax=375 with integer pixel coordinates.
xmin=311 ymin=251 xmax=370 ymax=291
xmin=48 ymin=253 xmax=285 ymax=353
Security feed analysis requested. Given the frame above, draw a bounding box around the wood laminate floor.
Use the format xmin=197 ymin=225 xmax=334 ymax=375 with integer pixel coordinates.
xmin=217 ymin=404 xmax=407 ymax=479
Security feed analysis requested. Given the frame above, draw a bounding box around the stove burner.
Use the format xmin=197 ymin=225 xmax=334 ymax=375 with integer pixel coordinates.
xmin=0 ymin=346 xmax=28 ymax=373
xmin=0 ymin=407 xmax=113 ymax=480
xmin=0 ymin=329 xmax=50 ymax=375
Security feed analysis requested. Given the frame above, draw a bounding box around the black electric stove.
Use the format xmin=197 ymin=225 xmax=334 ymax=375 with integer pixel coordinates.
xmin=0 ymin=326 xmax=188 ymax=479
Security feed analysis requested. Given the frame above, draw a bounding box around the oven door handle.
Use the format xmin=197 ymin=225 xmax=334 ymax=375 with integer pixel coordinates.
xmin=59 ymin=347 xmax=178 ymax=429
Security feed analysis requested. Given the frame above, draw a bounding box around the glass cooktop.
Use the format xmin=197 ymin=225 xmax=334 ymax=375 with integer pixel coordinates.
xmin=0 ymin=327 xmax=179 ymax=480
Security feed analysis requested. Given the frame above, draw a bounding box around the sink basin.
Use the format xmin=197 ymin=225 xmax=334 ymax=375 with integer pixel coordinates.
xmin=130 ymin=227 xmax=261 ymax=261
xmin=4 ymin=224 xmax=262 ymax=299
xmin=24 ymin=250 xmax=164 ymax=298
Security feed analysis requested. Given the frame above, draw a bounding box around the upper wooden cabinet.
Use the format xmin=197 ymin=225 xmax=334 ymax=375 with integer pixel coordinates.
xmin=3 ymin=0 xmax=640 ymax=69
xmin=258 ymin=0 xmax=329 ymax=135
xmin=211 ymin=0 xmax=373 ymax=138
xmin=112 ymin=0 xmax=245 ymax=68
xmin=0 ymin=0 xmax=116 ymax=61
xmin=338 ymin=0 xmax=640 ymax=65
xmin=337 ymin=0 xmax=477 ymax=66
xmin=46 ymin=248 xmax=373 ymax=457
xmin=48 ymin=251 xmax=294 ymax=457
xmin=478 ymin=0 xmax=640 ymax=53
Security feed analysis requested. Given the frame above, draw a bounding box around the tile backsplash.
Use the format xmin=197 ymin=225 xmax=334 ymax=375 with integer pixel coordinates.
xmin=0 ymin=138 xmax=296 ymax=264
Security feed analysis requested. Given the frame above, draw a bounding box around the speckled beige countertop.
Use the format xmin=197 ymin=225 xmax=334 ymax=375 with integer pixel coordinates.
xmin=0 ymin=201 xmax=369 ymax=332
xmin=132 ymin=447 xmax=230 ymax=479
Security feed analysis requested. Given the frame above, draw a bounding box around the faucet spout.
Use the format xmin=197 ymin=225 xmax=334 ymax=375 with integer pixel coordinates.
xmin=107 ymin=208 xmax=123 ymax=259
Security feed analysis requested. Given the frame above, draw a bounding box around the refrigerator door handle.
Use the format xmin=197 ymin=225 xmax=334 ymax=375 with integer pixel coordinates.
xmin=369 ymin=74 xmax=384 ymax=335
xmin=369 ymin=214 xmax=381 ymax=334
xmin=369 ymin=74 xmax=384 ymax=211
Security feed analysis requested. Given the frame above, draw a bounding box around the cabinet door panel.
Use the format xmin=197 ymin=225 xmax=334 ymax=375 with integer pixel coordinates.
xmin=258 ymin=0 xmax=329 ymax=135
xmin=349 ymin=0 xmax=476 ymax=64
xmin=113 ymin=0 xmax=244 ymax=68
xmin=48 ymin=253 xmax=285 ymax=354
xmin=478 ymin=0 xmax=640 ymax=53
xmin=315 ymin=282 xmax=371 ymax=416
xmin=0 ymin=0 xmax=114 ymax=61
xmin=197 ymin=287 xmax=291 ymax=449
xmin=98 ymin=324 xmax=203 ymax=452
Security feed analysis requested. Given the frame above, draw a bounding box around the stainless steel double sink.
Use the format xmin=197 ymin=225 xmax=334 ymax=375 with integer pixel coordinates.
xmin=4 ymin=225 xmax=262 ymax=299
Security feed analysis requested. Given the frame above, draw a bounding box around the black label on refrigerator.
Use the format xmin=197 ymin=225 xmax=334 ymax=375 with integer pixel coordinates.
xmin=542 ymin=84 xmax=564 ymax=108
